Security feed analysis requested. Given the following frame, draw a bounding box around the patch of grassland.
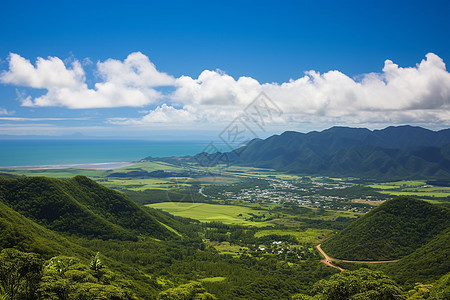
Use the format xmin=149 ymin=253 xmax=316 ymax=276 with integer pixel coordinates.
xmin=190 ymin=176 xmax=238 ymax=184
xmin=254 ymin=228 xmax=333 ymax=244
xmin=224 ymin=166 xmax=274 ymax=173
xmin=368 ymin=180 xmax=427 ymax=189
xmin=210 ymin=242 xmax=248 ymax=256
xmin=115 ymin=161 xmax=185 ymax=172
xmin=230 ymin=201 xmax=280 ymax=210
xmin=352 ymin=199 xmax=386 ymax=206
xmin=199 ymin=277 xmax=227 ymax=283
xmin=148 ymin=202 xmax=273 ymax=227
xmin=102 ymin=178 xmax=176 ymax=190
xmin=415 ymin=187 xmax=450 ymax=192
xmin=296 ymin=209 xmax=362 ymax=221
xmin=378 ymin=191 xmax=450 ymax=198
xmin=0 ymin=161 xmax=187 ymax=179
xmin=157 ymin=221 xmax=182 ymax=237
xmin=220 ymin=166 xmax=302 ymax=180
xmin=368 ymin=180 xmax=450 ymax=198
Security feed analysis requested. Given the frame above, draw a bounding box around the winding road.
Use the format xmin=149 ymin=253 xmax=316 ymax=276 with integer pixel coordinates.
xmin=316 ymin=244 xmax=399 ymax=272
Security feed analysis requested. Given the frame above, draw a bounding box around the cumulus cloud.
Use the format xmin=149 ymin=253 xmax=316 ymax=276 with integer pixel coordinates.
xmin=153 ymin=53 xmax=448 ymax=127
xmin=170 ymin=53 xmax=450 ymax=116
xmin=97 ymin=52 xmax=174 ymax=87
xmin=1 ymin=53 xmax=85 ymax=89
xmin=1 ymin=52 xmax=450 ymax=128
xmin=0 ymin=52 xmax=174 ymax=108
xmin=172 ymin=70 xmax=261 ymax=106
xmin=108 ymin=104 xmax=197 ymax=125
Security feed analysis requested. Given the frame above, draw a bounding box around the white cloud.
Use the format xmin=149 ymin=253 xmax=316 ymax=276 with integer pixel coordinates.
xmin=108 ymin=104 xmax=197 ymax=124
xmin=97 ymin=52 xmax=174 ymax=87
xmin=170 ymin=53 xmax=450 ymax=115
xmin=1 ymin=53 xmax=85 ymax=89
xmin=1 ymin=52 xmax=449 ymax=128
xmin=0 ymin=52 xmax=174 ymax=108
xmin=160 ymin=53 xmax=450 ymax=127
xmin=172 ymin=70 xmax=261 ymax=106
xmin=82 ymin=57 xmax=93 ymax=66
xmin=0 ymin=107 xmax=14 ymax=115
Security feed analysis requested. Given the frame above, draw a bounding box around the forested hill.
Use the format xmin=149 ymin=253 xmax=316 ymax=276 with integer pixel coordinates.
xmin=382 ymin=226 xmax=450 ymax=287
xmin=212 ymin=125 xmax=450 ymax=179
xmin=0 ymin=175 xmax=179 ymax=241
xmin=0 ymin=199 xmax=92 ymax=257
xmin=321 ymin=197 xmax=450 ymax=261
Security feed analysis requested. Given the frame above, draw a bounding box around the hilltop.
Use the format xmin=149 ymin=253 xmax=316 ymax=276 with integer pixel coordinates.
xmin=0 ymin=175 xmax=179 ymax=241
xmin=321 ymin=197 xmax=450 ymax=261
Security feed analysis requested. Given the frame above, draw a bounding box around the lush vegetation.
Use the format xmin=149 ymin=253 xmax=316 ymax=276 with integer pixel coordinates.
xmin=292 ymin=268 xmax=450 ymax=300
xmin=0 ymin=248 xmax=136 ymax=299
xmin=322 ymin=197 xmax=450 ymax=260
xmin=0 ymin=175 xmax=339 ymax=299
xmin=149 ymin=202 xmax=272 ymax=227
xmin=292 ymin=268 xmax=406 ymax=299
xmin=0 ymin=176 xmax=178 ymax=241
xmin=0 ymin=159 xmax=449 ymax=299
xmin=381 ymin=227 xmax=450 ymax=288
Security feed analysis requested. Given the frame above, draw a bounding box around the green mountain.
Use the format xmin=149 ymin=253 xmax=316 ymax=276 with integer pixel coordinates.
xmin=0 ymin=200 xmax=91 ymax=257
xmin=0 ymin=175 xmax=203 ymax=299
xmin=321 ymin=197 xmax=450 ymax=260
xmin=382 ymin=227 xmax=450 ymax=287
xmin=199 ymin=126 xmax=450 ymax=179
xmin=0 ymin=175 xmax=178 ymax=241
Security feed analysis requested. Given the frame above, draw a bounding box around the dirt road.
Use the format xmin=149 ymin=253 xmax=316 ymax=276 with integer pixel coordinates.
xmin=316 ymin=244 xmax=399 ymax=271
xmin=316 ymin=244 xmax=345 ymax=272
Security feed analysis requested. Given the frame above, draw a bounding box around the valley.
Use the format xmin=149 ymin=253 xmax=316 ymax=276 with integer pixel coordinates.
xmin=0 ymin=126 xmax=449 ymax=299
xmin=1 ymin=155 xmax=449 ymax=299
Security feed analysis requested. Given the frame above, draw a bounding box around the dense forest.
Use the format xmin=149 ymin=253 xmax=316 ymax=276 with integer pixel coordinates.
xmin=0 ymin=176 xmax=449 ymax=299
xmin=321 ymin=197 xmax=450 ymax=260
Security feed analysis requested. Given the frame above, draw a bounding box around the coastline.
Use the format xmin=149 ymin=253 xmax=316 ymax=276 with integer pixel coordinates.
xmin=0 ymin=161 xmax=135 ymax=171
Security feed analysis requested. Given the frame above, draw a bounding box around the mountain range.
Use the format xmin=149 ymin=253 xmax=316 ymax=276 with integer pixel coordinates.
xmin=196 ymin=125 xmax=450 ymax=179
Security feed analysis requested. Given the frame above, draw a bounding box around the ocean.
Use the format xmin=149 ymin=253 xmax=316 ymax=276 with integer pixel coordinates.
xmin=0 ymin=140 xmax=211 ymax=168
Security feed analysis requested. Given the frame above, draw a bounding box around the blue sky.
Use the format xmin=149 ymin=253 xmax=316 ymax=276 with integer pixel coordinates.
xmin=0 ymin=0 xmax=449 ymax=139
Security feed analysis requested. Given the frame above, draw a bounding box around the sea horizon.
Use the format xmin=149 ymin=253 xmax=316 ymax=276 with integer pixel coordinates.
xmin=0 ymin=139 xmax=215 ymax=168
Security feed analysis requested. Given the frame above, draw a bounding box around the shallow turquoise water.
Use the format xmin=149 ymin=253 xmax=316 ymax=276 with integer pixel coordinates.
xmin=0 ymin=140 xmax=210 ymax=167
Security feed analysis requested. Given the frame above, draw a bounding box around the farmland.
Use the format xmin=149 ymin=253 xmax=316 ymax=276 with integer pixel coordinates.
xmin=148 ymin=202 xmax=272 ymax=227
xmin=367 ymin=180 xmax=450 ymax=199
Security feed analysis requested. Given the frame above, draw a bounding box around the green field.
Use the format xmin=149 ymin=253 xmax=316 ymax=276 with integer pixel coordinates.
xmin=217 ymin=165 xmax=302 ymax=180
xmin=254 ymin=228 xmax=333 ymax=244
xmin=102 ymin=178 xmax=177 ymax=190
xmin=0 ymin=161 xmax=187 ymax=180
xmin=368 ymin=180 xmax=427 ymax=189
xmin=148 ymin=202 xmax=273 ymax=227
xmin=378 ymin=190 xmax=450 ymax=198
xmin=115 ymin=161 xmax=185 ymax=172
xmin=210 ymin=242 xmax=248 ymax=256
xmin=368 ymin=180 xmax=450 ymax=198
xmin=199 ymin=277 xmax=227 ymax=283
